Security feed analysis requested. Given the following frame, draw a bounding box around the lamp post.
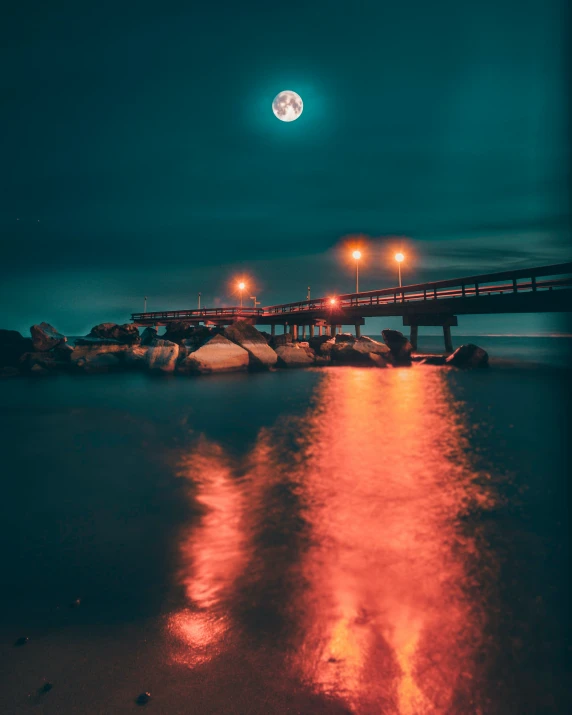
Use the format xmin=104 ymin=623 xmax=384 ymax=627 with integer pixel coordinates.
xmin=238 ymin=281 xmax=246 ymax=308
xmin=144 ymin=296 xmax=147 ymax=313
xmin=198 ymin=292 xmax=201 ymax=310
xmin=250 ymin=296 xmax=260 ymax=308
xmin=352 ymin=250 xmax=361 ymax=293
xmin=395 ymin=252 xmax=404 ymax=288
xmin=307 ymin=286 xmax=311 ymax=300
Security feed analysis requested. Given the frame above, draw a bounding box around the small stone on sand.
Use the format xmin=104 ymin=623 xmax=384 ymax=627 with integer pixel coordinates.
xmin=136 ymin=692 xmax=151 ymax=705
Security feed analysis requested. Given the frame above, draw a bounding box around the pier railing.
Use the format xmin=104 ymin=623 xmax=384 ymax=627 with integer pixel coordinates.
xmin=131 ymin=306 xmax=264 ymax=322
xmin=263 ymin=262 xmax=572 ymax=315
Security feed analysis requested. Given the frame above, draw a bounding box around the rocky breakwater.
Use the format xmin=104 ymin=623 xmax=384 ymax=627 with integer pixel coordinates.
xmin=0 ymin=321 xmax=489 ymax=378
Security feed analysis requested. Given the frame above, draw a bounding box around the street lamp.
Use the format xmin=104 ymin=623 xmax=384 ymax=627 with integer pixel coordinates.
xmin=238 ymin=281 xmax=246 ymax=308
xmin=198 ymin=292 xmax=201 ymax=310
xmin=352 ymin=250 xmax=362 ymax=293
xmin=395 ymin=252 xmax=405 ymax=288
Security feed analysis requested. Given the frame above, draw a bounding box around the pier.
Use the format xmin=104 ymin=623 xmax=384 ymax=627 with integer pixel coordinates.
xmin=132 ymin=262 xmax=572 ymax=351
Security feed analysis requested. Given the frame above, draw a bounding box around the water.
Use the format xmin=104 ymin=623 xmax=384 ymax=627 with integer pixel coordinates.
xmin=0 ymin=338 xmax=570 ymax=714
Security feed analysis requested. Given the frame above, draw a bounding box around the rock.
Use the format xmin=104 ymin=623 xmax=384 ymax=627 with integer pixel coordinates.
xmin=270 ymin=332 xmax=293 ymax=348
xmin=136 ymin=692 xmax=151 ymax=705
xmin=179 ymin=325 xmax=213 ymax=350
xmin=14 ymin=636 xmax=29 ymax=646
xmin=446 ymin=344 xmax=489 ymax=368
xmin=416 ymin=355 xmax=447 ymax=365
xmin=275 ymin=344 xmax=315 ymax=368
xmin=73 ymin=352 xmax=123 ymax=372
xmin=140 ymin=327 xmax=158 ymax=345
xmin=19 ymin=352 xmax=61 ymax=373
xmin=0 ymin=329 xmax=33 ymax=367
xmin=71 ymin=341 xmax=130 ymax=371
xmin=381 ymin=329 xmax=413 ymax=363
xmin=223 ymin=322 xmax=278 ymax=369
xmin=125 ymin=340 xmax=179 ymax=373
xmin=335 ymin=332 xmax=355 ymax=343
xmin=30 ymin=363 xmax=50 ymax=375
xmin=88 ymin=322 xmax=140 ymax=345
xmin=54 ymin=342 xmax=74 ymax=361
xmin=177 ymin=334 xmax=249 ymax=374
xmin=308 ymin=335 xmax=332 ymax=353
xmin=331 ymin=336 xmax=391 ymax=366
xmin=30 ymin=322 xmax=66 ymax=352
xmin=163 ymin=321 xmax=202 ymax=345
xmin=258 ymin=330 xmax=272 ymax=344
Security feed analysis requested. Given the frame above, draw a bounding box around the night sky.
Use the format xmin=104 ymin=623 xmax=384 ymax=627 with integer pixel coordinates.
xmin=1 ymin=1 xmax=569 ymax=335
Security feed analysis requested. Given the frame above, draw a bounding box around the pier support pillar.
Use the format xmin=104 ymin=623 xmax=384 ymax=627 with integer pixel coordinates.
xmin=289 ymin=324 xmax=294 ymax=336
xmin=318 ymin=325 xmax=323 ymax=336
xmin=443 ymin=325 xmax=453 ymax=353
xmin=309 ymin=325 xmax=315 ymax=338
xmin=271 ymin=324 xmax=276 ymax=337
xmin=302 ymin=325 xmax=307 ymax=339
xmin=284 ymin=323 xmax=289 ymax=334
xmin=409 ymin=325 xmax=418 ymax=351
xmin=293 ymin=325 xmax=299 ymax=341
xmin=338 ymin=325 xmax=342 ymax=335
xmin=355 ymin=324 xmax=361 ymax=338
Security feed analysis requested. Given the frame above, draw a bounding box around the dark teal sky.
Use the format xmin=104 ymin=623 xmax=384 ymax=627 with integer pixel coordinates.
xmin=1 ymin=1 xmax=569 ymax=334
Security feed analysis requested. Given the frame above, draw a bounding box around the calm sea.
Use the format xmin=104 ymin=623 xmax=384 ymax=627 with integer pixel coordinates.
xmin=0 ymin=337 xmax=570 ymax=714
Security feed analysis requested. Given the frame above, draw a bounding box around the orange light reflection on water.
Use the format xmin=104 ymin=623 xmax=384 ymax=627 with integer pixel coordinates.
xmin=168 ymin=438 xmax=246 ymax=666
xmin=169 ymin=367 xmax=493 ymax=712
xmin=297 ymin=367 xmax=491 ymax=712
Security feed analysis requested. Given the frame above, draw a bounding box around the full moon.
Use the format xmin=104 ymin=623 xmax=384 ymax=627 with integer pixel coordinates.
xmin=272 ymin=90 xmax=303 ymax=122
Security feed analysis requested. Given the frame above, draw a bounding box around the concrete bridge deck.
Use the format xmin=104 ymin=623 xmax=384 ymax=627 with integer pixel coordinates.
xmin=132 ymin=262 xmax=572 ymax=351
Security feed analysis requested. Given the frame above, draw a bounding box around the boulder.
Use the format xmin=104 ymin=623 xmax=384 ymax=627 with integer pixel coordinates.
xmin=88 ymin=322 xmax=140 ymax=345
xmin=177 ymin=334 xmax=249 ymax=374
xmin=30 ymin=322 xmax=66 ymax=352
xmin=223 ymin=322 xmax=278 ymax=370
xmin=331 ymin=336 xmax=391 ymax=366
xmin=381 ymin=329 xmax=413 ymax=363
xmin=334 ymin=332 xmax=355 ymax=343
xmin=73 ymin=352 xmax=123 ymax=372
xmin=275 ymin=344 xmax=315 ymax=368
xmin=446 ymin=344 xmax=489 ymax=368
xmin=54 ymin=342 xmax=74 ymax=361
xmin=19 ymin=351 xmax=67 ymax=373
xmin=179 ymin=325 xmax=214 ymax=350
xmin=125 ymin=339 xmax=179 ymax=373
xmin=71 ymin=341 xmax=130 ymax=371
xmin=140 ymin=327 xmax=158 ymax=346
xmin=415 ymin=354 xmax=447 ymax=366
xmin=309 ymin=335 xmax=333 ymax=353
xmin=258 ymin=331 xmax=272 ymax=344
xmin=0 ymin=329 xmax=33 ymax=367
xmin=163 ymin=321 xmax=203 ymax=345
xmin=270 ymin=333 xmax=293 ymax=348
